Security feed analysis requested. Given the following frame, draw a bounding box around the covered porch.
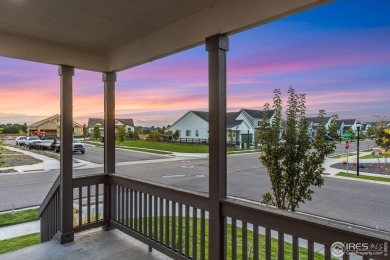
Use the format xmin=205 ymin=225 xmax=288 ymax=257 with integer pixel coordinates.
xmin=1 ymin=0 xmax=388 ymax=259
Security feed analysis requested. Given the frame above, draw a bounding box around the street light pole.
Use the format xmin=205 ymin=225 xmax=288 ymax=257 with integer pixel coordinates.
xmin=356 ymin=121 xmax=361 ymax=177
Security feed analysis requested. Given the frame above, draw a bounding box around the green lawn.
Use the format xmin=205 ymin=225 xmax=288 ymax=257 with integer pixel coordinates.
xmin=360 ymin=154 xmax=387 ymax=159
xmin=0 ymin=233 xmax=40 ymax=254
xmin=336 ymin=172 xmax=390 ymax=183
xmin=0 ymin=208 xmax=39 ymax=228
xmin=329 ymin=153 xmax=356 ymax=159
xmin=118 ymin=140 xmax=209 ymax=153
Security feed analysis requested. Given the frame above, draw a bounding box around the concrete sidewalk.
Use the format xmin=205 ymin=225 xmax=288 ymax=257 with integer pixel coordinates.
xmin=323 ymin=150 xmax=390 ymax=185
xmin=0 ymin=220 xmax=40 ymax=240
xmin=0 ymin=206 xmax=41 ymax=240
xmin=0 ymin=145 xmax=99 ymax=175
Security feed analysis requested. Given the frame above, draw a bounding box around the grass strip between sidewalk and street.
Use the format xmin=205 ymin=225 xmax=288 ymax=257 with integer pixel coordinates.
xmin=336 ymin=172 xmax=390 ymax=183
xmin=0 ymin=233 xmax=40 ymax=255
xmin=0 ymin=208 xmax=39 ymax=228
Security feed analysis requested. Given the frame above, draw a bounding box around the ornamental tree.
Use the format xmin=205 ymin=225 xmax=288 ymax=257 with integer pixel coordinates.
xmin=376 ymin=127 xmax=390 ymax=170
xmin=173 ymin=130 xmax=180 ymax=141
xmin=82 ymin=124 xmax=88 ymax=140
xmin=258 ymin=87 xmax=336 ymax=211
xmin=92 ymin=125 xmax=101 ymax=141
xmin=116 ymin=125 xmax=127 ymax=144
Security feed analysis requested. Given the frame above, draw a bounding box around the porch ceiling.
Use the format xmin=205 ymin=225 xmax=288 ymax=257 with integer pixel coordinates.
xmin=0 ymin=0 xmax=330 ymax=72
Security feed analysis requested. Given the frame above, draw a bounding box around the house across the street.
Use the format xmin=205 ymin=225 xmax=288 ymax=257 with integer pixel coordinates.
xmin=87 ymin=118 xmax=135 ymax=136
xmin=169 ymin=109 xmax=275 ymax=144
xmin=307 ymin=117 xmax=331 ymax=138
xmin=27 ymin=114 xmax=83 ymax=137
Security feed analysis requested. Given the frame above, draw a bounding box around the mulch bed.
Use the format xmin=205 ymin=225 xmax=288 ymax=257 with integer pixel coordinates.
xmin=331 ymin=162 xmax=390 ymax=175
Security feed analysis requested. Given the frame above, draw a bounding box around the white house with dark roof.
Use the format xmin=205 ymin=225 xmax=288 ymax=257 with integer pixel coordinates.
xmin=306 ymin=117 xmax=331 ymax=138
xmin=169 ymin=109 xmax=275 ymax=143
xmin=87 ymin=118 xmax=135 ymax=136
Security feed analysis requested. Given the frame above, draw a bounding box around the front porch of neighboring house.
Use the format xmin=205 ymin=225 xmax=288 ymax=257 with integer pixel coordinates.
xmin=1 ymin=1 xmax=388 ymax=259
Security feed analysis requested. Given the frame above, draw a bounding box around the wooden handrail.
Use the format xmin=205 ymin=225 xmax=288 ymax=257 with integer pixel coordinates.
xmin=110 ymin=174 xmax=209 ymax=211
xmin=38 ymin=175 xmax=60 ymax=216
xmin=222 ymin=197 xmax=390 ymax=247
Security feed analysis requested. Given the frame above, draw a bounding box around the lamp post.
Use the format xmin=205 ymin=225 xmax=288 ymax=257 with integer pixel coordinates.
xmin=356 ymin=121 xmax=361 ymax=176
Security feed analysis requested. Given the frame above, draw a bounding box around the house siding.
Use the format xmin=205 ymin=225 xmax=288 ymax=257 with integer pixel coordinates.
xmin=170 ymin=112 xmax=209 ymax=139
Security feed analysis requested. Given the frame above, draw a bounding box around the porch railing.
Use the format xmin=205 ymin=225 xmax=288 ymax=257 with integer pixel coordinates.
xmin=39 ymin=174 xmax=107 ymax=242
xmin=39 ymin=175 xmax=60 ymax=242
xmin=109 ymin=174 xmax=209 ymax=260
xmin=40 ymin=174 xmax=389 ymax=259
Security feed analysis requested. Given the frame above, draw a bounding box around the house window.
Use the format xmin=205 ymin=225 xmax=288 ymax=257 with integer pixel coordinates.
xmin=186 ymin=130 xmax=191 ymax=137
xmin=196 ymin=130 xmax=199 ymax=137
xmin=258 ymin=121 xmax=261 ymax=126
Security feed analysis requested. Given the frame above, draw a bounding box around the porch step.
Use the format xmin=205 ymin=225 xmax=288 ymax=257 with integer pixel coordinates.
xmin=1 ymin=228 xmax=172 ymax=260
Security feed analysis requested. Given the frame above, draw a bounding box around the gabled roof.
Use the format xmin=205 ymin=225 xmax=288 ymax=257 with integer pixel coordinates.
xmin=191 ymin=111 xmax=242 ymax=126
xmin=241 ymin=109 xmax=274 ymax=119
xmin=171 ymin=110 xmax=247 ymax=129
xmin=87 ymin=118 xmax=134 ymax=128
xmin=226 ymin=112 xmax=242 ymax=128
xmin=342 ymin=119 xmax=356 ymax=125
xmin=192 ymin=111 xmax=209 ymax=123
xmin=117 ymin=119 xmax=135 ymax=127
xmin=28 ymin=114 xmax=82 ymax=128
xmin=28 ymin=114 xmax=60 ymax=127
xmin=87 ymin=118 xmax=104 ymax=128
xmin=336 ymin=120 xmax=344 ymax=129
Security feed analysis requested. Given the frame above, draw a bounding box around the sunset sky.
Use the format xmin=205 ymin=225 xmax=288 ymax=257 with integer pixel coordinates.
xmin=1 ymin=0 xmax=389 ymax=126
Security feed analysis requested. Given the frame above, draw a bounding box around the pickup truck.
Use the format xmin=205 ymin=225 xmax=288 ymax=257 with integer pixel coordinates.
xmin=54 ymin=140 xmax=85 ymax=154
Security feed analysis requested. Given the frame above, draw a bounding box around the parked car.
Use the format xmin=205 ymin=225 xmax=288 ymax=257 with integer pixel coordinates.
xmin=25 ymin=136 xmax=42 ymax=148
xmin=54 ymin=140 xmax=85 ymax=154
xmin=15 ymin=136 xmax=27 ymax=146
xmin=73 ymin=140 xmax=85 ymax=154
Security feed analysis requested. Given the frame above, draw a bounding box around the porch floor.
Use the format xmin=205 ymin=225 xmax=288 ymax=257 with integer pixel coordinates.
xmin=1 ymin=228 xmax=172 ymax=260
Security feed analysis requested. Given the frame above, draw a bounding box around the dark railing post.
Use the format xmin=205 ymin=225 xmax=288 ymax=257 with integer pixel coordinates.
xmin=102 ymin=71 xmax=116 ymax=231
xmin=57 ymin=65 xmax=74 ymax=244
xmin=206 ymin=34 xmax=229 ymax=260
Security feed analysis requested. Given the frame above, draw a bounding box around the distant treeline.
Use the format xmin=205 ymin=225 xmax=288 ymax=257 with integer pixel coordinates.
xmin=0 ymin=123 xmax=28 ymax=134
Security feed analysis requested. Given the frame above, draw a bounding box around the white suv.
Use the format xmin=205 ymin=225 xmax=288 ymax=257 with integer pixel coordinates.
xmin=15 ymin=136 xmax=27 ymax=146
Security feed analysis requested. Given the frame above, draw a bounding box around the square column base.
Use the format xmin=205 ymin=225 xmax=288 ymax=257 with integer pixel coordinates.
xmin=102 ymin=222 xmax=115 ymax=231
xmin=56 ymin=231 xmax=74 ymax=244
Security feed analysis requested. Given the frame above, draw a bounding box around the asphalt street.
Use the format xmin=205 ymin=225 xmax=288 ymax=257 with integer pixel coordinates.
xmin=0 ymin=141 xmax=389 ymax=233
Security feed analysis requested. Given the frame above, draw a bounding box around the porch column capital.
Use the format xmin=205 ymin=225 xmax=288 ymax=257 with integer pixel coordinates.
xmin=58 ymin=65 xmax=74 ymax=76
xmin=102 ymin=71 xmax=116 ymax=82
xmin=205 ymin=34 xmax=229 ymax=52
